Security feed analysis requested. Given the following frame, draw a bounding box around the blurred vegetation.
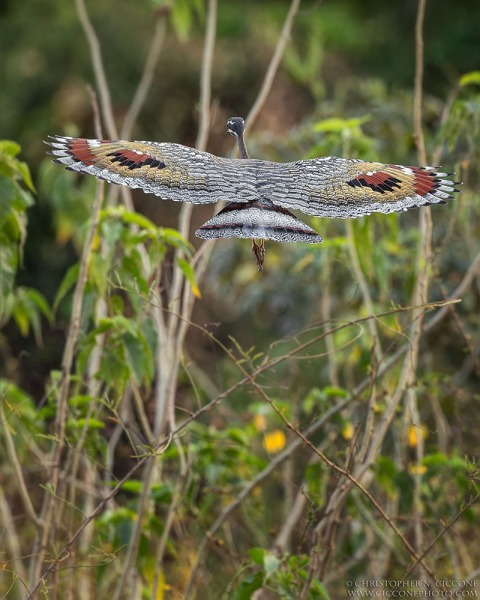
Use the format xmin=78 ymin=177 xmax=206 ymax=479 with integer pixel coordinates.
xmin=0 ymin=1 xmax=479 ymax=599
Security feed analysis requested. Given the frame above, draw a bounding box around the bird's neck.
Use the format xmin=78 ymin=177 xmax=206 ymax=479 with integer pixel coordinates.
xmin=237 ymin=135 xmax=249 ymax=159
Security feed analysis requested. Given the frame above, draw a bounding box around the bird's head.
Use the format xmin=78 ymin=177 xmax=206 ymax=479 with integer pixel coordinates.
xmin=226 ymin=117 xmax=246 ymax=139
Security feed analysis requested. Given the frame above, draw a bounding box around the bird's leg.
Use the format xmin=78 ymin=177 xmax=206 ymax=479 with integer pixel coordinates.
xmin=251 ymin=239 xmax=265 ymax=271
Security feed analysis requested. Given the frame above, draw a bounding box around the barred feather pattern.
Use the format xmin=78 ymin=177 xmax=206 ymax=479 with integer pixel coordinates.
xmin=46 ymin=136 xmax=460 ymax=224
xmin=196 ymin=199 xmax=322 ymax=243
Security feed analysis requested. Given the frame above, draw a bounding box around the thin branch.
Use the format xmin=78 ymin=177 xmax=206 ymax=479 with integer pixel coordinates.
xmin=150 ymin=439 xmax=188 ymax=600
xmin=0 ymin=480 xmax=29 ymax=586
xmin=0 ymin=400 xmax=39 ymax=527
xmin=403 ymin=491 xmax=480 ymax=579
xmin=75 ymin=0 xmax=118 ymax=139
xmin=345 ymin=220 xmax=383 ymax=363
xmin=244 ymin=0 xmax=302 ymax=133
xmin=112 ymin=460 xmax=155 ymax=600
xmin=120 ymin=18 xmax=166 ymax=139
xmin=413 ymin=0 xmax=427 ymax=164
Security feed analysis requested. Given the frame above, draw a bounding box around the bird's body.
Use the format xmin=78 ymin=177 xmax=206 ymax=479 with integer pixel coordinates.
xmin=46 ymin=117 xmax=460 ymax=270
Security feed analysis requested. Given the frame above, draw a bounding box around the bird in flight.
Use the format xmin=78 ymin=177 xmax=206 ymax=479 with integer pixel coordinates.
xmin=47 ymin=117 xmax=460 ymax=271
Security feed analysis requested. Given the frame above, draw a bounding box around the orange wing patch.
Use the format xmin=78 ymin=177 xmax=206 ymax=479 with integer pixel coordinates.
xmin=67 ymin=139 xmax=101 ymax=166
xmin=346 ymin=171 xmax=403 ymax=194
xmin=345 ymin=164 xmax=453 ymax=203
xmin=66 ymin=139 xmax=166 ymax=172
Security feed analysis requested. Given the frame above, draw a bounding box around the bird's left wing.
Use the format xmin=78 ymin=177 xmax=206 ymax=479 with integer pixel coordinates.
xmin=258 ymin=157 xmax=460 ymax=218
xmin=46 ymin=136 xmax=257 ymax=204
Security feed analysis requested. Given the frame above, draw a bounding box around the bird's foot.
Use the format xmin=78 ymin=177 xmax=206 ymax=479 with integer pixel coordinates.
xmin=252 ymin=239 xmax=265 ymax=271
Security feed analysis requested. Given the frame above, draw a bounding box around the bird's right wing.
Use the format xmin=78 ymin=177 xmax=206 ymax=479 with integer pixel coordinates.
xmin=258 ymin=157 xmax=460 ymax=218
xmin=46 ymin=136 xmax=258 ymax=205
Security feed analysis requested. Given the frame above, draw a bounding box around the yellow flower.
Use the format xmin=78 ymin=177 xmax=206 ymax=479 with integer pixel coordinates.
xmin=408 ymin=425 xmax=428 ymax=447
xmin=253 ymin=414 xmax=266 ymax=431
xmin=342 ymin=422 xmax=354 ymax=441
xmin=263 ymin=430 xmax=286 ymax=454
xmin=409 ymin=464 xmax=427 ymax=475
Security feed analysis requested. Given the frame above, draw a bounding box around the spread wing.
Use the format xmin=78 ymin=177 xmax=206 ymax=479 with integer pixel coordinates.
xmin=46 ymin=136 xmax=258 ymax=205
xmin=257 ymin=157 xmax=460 ymax=218
xmin=47 ymin=138 xmax=460 ymax=217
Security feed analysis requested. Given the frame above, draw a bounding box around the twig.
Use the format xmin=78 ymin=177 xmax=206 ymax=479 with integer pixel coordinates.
xmin=403 ymin=491 xmax=480 ymax=579
xmin=413 ymin=0 xmax=427 ymax=163
xmin=75 ymin=0 xmax=118 ymax=139
xmin=150 ymin=439 xmax=188 ymax=600
xmin=409 ymin=0 xmax=429 ymax=569
xmin=0 ymin=398 xmax=39 ymax=527
xmin=244 ymin=0 xmax=302 ymax=134
xmin=345 ymin=219 xmax=383 ymax=363
xmin=0 ymin=486 xmax=29 ymax=586
xmin=120 ymin=18 xmax=166 ymax=140
xmin=112 ymin=459 xmax=155 ymax=600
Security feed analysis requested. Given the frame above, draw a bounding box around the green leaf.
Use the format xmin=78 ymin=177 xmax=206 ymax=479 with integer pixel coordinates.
xmin=8 ymin=288 xmax=50 ymax=342
xmin=176 ymin=257 xmax=201 ymax=298
xmin=459 ymin=71 xmax=480 ymax=87
xmin=374 ymin=456 xmax=397 ymax=497
xmin=314 ymin=115 xmax=371 ymax=133
xmin=69 ymin=395 xmax=94 ymax=408
xmin=233 ymin=572 xmax=264 ymax=600
xmin=321 ymin=386 xmax=349 ymax=398
xmin=226 ymin=428 xmax=249 ymax=446
xmin=119 ymin=209 xmax=158 ymax=232
xmin=263 ymin=552 xmax=280 ymax=576
xmin=161 ymin=228 xmax=194 ymax=254
xmin=0 ymin=176 xmax=19 ymax=219
xmin=171 ymin=0 xmax=193 ymax=41
xmin=0 ymin=246 xmax=16 ymax=311
xmin=310 ymin=579 xmax=332 ymax=600
xmin=151 ymin=483 xmax=173 ymax=504
xmin=98 ymin=346 xmax=129 ymax=389
xmin=122 ymin=330 xmax=151 ymax=385
xmin=54 ymin=263 xmax=80 ymax=311
xmin=0 ymin=140 xmax=21 ymax=157
xmin=0 ymin=379 xmax=36 ymax=419
xmin=16 ymin=161 xmax=36 ymax=193
xmin=23 ymin=288 xmax=53 ymax=321
xmin=120 ymin=480 xmax=143 ymax=494
xmin=248 ymin=548 xmax=265 ymax=565
xmin=74 ymin=417 xmax=105 ymax=430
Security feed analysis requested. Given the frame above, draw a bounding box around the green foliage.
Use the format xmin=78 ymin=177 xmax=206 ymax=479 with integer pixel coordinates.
xmin=0 ymin=141 xmax=52 ymax=339
xmin=0 ymin=141 xmax=34 ymax=303
xmin=151 ymin=0 xmax=205 ymax=41
xmin=232 ymin=549 xmax=329 ymax=600
xmin=78 ymin=315 xmax=155 ymax=393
